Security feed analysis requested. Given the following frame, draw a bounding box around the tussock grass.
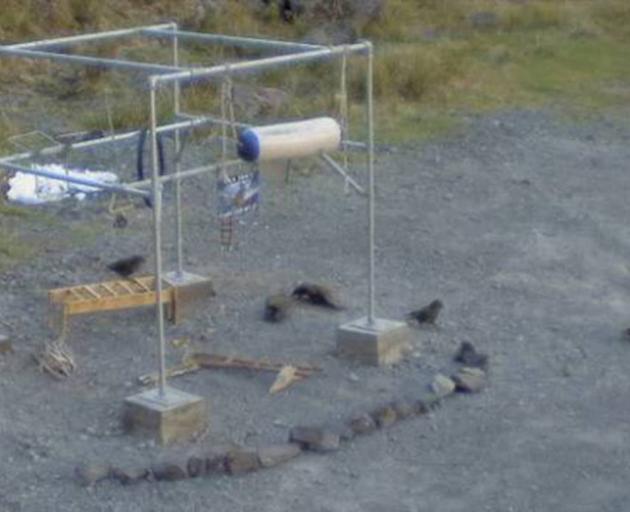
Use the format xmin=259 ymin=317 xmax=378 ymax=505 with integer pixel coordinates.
xmin=0 ymin=0 xmax=629 ymax=145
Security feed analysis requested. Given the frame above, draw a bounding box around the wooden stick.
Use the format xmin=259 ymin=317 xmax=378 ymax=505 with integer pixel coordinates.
xmin=188 ymin=352 xmax=321 ymax=378
xmin=137 ymin=361 xmax=200 ymax=386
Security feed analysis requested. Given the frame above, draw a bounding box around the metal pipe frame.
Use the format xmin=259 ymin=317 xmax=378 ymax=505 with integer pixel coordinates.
xmin=172 ymin=27 xmax=184 ymax=278
xmin=0 ymin=24 xmax=378 ymax=399
xmin=132 ymin=159 xmax=242 ymax=189
xmin=0 ymin=115 xmax=219 ymax=164
xmin=149 ymin=81 xmax=167 ymax=397
xmin=153 ymin=42 xmax=369 ymax=85
xmin=320 ymin=152 xmax=365 ymax=195
xmin=0 ymin=160 xmax=150 ymax=198
xmin=0 ymin=46 xmax=186 ymax=75
xmin=143 ymin=28 xmax=324 ymax=53
xmin=5 ymin=23 xmax=174 ymax=49
xmin=366 ymin=42 xmax=376 ymax=325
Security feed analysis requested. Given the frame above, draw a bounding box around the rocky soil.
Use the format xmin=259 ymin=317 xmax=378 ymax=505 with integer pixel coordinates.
xmin=1 ymin=109 xmax=630 ymax=511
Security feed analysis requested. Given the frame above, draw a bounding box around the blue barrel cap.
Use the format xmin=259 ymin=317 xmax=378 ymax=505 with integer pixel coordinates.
xmin=237 ymin=129 xmax=260 ymax=162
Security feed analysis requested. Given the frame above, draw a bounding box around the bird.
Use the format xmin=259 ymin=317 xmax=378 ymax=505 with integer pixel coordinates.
xmin=291 ymin=282 xmax=343 ymax=310
xmin=406 ymin=299 xmax=443 ymax=326
xmin=454 ymin=341 xmax=488 ymax=370
xmin=107 ymin=255 xmax=145 ymax=278
xmin=264 ymin=293 xmax=292 ymax=323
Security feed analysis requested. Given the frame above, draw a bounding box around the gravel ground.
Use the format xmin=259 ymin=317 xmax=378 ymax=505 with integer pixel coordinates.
xmin=1 ymin=109 xmax=630 ymax=511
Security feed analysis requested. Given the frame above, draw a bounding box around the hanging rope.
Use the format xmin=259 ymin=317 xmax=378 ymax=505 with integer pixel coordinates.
xmin=339 ymin=45 xmax=351 ymax=195
xmin=218 ymin=68 xmax=239 ymax=250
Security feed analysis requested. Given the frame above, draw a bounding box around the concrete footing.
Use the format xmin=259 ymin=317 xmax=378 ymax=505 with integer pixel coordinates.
xmin=163 ymin=271 xmax=215 ymax=324
xmin=123 ymin=387 xmax=207 ymax=446
xmin=336 ymin=317 xmax=411 ymax=366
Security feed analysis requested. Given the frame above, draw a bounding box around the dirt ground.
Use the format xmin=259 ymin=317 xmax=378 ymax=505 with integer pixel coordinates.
xmin=1 ymin=109 xmax=630 ymax=511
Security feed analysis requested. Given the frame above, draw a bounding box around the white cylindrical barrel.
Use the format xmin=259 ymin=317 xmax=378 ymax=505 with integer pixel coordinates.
xmin=238 ymin=117 xmax=341 ymax=162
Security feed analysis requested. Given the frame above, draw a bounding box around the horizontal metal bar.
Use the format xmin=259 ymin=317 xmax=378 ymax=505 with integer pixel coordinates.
xmin=155 ymin=41 xmax=371 ymax=85
xmin=179 ymin=113 xmax=250 ymax=130
xmin=0 ymin=115 xmax=218 ymax=164
xmin=144 ymin=28 xmax=324 ymax=53
xmin=342 ymin=140 xmax=368 ymax=151
xmin=133 ymin=159 xmax=243 ymax=188
xmin=0 ymin=46 xmax=186 ymax=74
xmin=321 ymin=152 xmax=365 ymax=195
xmin=0 ymin=161 xmax=150 ymax=198
xmin=3 ymin=23 xmax=175 ymax=50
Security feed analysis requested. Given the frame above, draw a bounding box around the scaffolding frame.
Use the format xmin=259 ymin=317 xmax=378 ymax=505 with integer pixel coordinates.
xmin=0 ymin=23 xmax=376 ymax=402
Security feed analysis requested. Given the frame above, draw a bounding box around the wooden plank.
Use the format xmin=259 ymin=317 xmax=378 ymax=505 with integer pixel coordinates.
xmin=131 ymin=277 xmax=152 ymax=292
xmin=65 ymin=290 xmax=172 ymax=315
xmin=82 ymin=286 xmax=101 ymax=299
xmin=117 ymin=281 xmax=136 ymax=294
xmin=99 ymin=283 xmax=117 ymax=296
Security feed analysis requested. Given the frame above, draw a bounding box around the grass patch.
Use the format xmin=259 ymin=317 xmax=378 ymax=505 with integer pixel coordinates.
xmin=0 ymin=1 xmax=629 ymax=145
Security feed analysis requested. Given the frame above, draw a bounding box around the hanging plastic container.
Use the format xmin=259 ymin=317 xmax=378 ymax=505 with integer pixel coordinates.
xmin=238 ymin=117 xmax=341 ymax=162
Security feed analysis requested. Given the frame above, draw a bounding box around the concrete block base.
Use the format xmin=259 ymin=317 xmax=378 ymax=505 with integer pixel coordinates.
xmin=336 ymin=317 xmax=411 ymax=366
xmin=123 ymin=387 xmax=207 ymax=446
xmin=163 ymin=271 xmax=215 ymax=324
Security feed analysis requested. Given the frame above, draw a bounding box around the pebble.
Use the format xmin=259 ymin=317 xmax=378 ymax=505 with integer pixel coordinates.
xmin=430 ymin=374 xmax=456 ymax=398
xmin=452 ymin=367 xmax=487 ymax=393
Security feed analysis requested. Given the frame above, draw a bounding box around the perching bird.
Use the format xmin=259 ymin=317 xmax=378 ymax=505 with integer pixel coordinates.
xmin=291 ymin=282 xmax=342 ymax=310
xmin=407 ymin=299 xmax=443 ymax=326
xmin=264 ymin=293 xmax=292 ymax=323
xmin=454 ymin=341 xmax=488 ymax=370
xmin=107 ymin=255 xmax=145 ymax=278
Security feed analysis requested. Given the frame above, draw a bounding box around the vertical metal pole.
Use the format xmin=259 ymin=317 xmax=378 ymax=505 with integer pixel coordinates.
xmin=150 ymin=80 xmax=167 ymax=397
xmin=172 ymin=25 xmax=184 ymax=278
xmin=366 ymin=42 xmax=376 ymax=325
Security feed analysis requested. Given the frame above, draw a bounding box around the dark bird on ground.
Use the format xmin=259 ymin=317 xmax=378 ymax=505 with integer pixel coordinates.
xmin=264 ymin=293 xmax=292 ymax=323
xmin=454 ymin=341 xmax=489 ymax=370
xmin=107 ymin=255 xmax=145 ymax=278
xmin=291 ymin=282 xmax=343 ymax=310
xmin=407 ymin=299 xmax=443 ymax=326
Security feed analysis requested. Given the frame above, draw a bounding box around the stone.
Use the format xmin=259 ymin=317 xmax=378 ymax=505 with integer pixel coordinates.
xmin=370 ymin=405 xmax=397 ymax=428
xmin=390 ymin=400 xmax=414 ymax=420
xmin=414 ymin=392 xmax=442 ymax=415
xmin=225 ymin=449 xmax=261 ymax=474
xmin=203 ymin=445 xmax=231 ymax=474
xmin=75 ymin=464 xmax=111 ymax=487
xmin=452 ymin=367 xmax=487 ymax=393
xmin=151 ymin=460 xmax=188 ymax=481
xmin=187 ymin=454 xmax=205 ymax=478
xmin=257 ymin=444 xmax=301 ymax=468
xmin=0 ymin=334 xmax=13 ymax=355
xmin=111 ymin=466 xmax=150 ymax=485
xmin=289 ymin=426 xmax=340 ymax=453
xmin=454 ymin=341 xmax=489 ymax=370
xmin=123 ymin=387 xmax=208 ymax=446
xmin=431 ymin=374 xmax=456 ymax=398
xmin=337 ymin=317 xmax=411 ymax=366
xmin=329 ymin=422 xmax=356 ymax=443
xmin=348 ymin=414 xmax=377 ymax=436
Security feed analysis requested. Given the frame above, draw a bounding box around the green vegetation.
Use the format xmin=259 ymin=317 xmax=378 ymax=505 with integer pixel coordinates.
xmin=1 ymin=0 xmax=629 ymax=143
xmin=1 ymin=1 xmax=630 ymax=268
